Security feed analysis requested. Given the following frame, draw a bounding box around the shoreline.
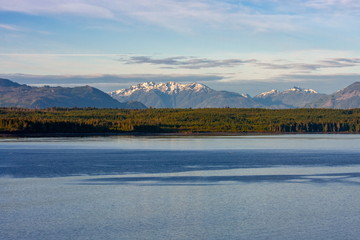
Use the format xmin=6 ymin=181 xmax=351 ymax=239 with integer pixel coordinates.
xmin=0 ymin=131 xmax=358 ymax=138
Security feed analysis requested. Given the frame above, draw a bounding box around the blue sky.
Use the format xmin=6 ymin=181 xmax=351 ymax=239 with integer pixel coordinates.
xmin=1 ymin=0 xmax=360 ymax=95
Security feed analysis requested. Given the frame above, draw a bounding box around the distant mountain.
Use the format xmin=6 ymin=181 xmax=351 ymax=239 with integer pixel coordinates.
xmin=0 ymin=78 xmax=21 ymax=87
xmin=109 ymin=81 xmax=263 ymax=108
xmin=0 ymin=78 xmax=146 ymax=109
xmin=5 ymin=78 xmax=360 ymax=109
xmin=307 ymin=82 xmax=360 ymax=109
xmin=254 ymin=86 xmax=326 ymax=108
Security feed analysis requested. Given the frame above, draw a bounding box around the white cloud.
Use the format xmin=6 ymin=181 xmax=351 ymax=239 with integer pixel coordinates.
xmin=0 ymin=0 xmax=114 ymax=19
xmin=0 ymin=0 xmax=320 ymax=33
xmin=2 ymin=51 xmax=360 ymax=79
xmin=105 ymin=0 xmax=302 ymax=33
xmin=0 ymin=23 xmax=21 ymax=31
xmin=0 ymin=53 xmax=120 ymax=57
xmin=306 ymin=0 xmax=360 ymax=9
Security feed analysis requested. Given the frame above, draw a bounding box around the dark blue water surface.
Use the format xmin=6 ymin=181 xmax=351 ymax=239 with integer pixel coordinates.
xmin=1 ymin=135 xmax=360 ymax=240
xmin=1 ymin=149 xmax=360 ymax=178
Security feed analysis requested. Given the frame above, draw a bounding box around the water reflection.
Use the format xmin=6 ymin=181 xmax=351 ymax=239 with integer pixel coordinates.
xmin=2 ymin=149 xmax=360 ymax=178
xmin=80 ymin=172 xmax=360 ymax=186
xmin=2 ymin=134 xmax=360 ymax=150
xmin=2 ymin=135 xmax=360 ymax=240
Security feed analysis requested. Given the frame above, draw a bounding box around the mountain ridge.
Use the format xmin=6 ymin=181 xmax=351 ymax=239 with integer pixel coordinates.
xmin=110 ymin=81 xmax=262 ymax=108
xmin=0 ymin=78 xmax=146 ymax=109
xmin=254 ymin=86 xmax=325 ymax=108
xmin=110 ymin=81 xmax=360 ymax=109
xmin=110 ymin=81 xmax=211 ymax=96
xmin=307 ymin=82 xmax=360 ymax=109
xmin=3 ymin=78 xmax=360 ymax=109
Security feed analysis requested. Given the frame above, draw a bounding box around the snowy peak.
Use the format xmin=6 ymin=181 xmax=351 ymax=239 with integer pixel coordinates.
xmin=283 ymin=86 xmax=318 ymax=94
xmin=256 ymin=87 xmax=318 ymax=98
xmin=255 ymin=89 xmax=280 ymax=98
xmin=157 ymin=82 xmax=210 ymax=94
xmin=304 ymin=89 xmax=318 ymax=94
xmin=110 ymin=82 xmax=155 ymax=97
xmin=284 ymin=86 xmax=303 ymax=93
xmin=110 ymin=81 xmax=211 ymax=97
xmin=241 ymin=93 xmax=251 ymax=98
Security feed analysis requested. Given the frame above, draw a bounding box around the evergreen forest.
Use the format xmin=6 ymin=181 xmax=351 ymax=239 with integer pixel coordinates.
xmin=1 ymin=107 xmax=360 ymax=135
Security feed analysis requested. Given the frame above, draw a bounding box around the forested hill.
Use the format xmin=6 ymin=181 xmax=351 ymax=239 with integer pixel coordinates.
xmin=1 ymin=108 xmax=360 ymax=135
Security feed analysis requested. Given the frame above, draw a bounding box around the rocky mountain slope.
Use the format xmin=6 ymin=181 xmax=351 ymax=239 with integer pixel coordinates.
xmin=307 ymin=82 xmax=360 ymax=109
xmin=0 ymin=78 xmax=146 ymax=109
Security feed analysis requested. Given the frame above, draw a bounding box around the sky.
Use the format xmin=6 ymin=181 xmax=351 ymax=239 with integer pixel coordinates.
xmin=1 ymin=0 xmax=360 ymax=95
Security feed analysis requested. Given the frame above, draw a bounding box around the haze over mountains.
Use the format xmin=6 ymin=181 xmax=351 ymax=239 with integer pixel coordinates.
xmin=2 ymin=78 xmax=360 ymax=109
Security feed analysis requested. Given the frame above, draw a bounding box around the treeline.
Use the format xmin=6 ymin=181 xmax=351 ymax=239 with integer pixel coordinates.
xmin=1 ymin=107 xmax=360 ymax=134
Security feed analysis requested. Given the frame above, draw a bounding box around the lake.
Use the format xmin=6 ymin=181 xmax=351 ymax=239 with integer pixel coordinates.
xmin=1 ymin=135 xmax=360 ymax=240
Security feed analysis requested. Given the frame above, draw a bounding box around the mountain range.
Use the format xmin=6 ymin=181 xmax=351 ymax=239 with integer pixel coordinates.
xmin=109 ymin=81 xmax=262 ymax=108
xmin=0 ymin=78 xmax=146 ymax=109
xmin=2 ymin=78 xmax=360 ymax=109
xmin=110 ymin=81 xmax=358 ymax=109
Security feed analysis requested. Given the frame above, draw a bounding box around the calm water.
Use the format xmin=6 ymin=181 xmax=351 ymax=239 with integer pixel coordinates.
xmin=1 ymin=135 xmax=360 ymax=240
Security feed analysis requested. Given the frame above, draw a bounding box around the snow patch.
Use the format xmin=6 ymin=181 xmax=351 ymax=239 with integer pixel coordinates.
xmin=256 ymin=89 xmax=279 ymax=97
xmin=241 ymin=93 xmax=251 ymax=98
xmin=284 ymin=87 xmax=318 ymax=94
xmin=109 ymin=82 xmax=210 ymax=97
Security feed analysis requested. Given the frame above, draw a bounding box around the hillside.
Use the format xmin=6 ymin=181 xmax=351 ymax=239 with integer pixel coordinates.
xmin=0 ymin=78 xmax=146 ymax=109
xmin=307 ymin=82 xmax=360 ymax=109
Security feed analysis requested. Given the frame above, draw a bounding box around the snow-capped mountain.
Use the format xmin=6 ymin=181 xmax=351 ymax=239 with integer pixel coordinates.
xmin=109 ymin=81 xmax=360 ymax=109
xmin=254 ymin=86 xmax=325 ymax=108
xmin=110 ymin=82 xmax=210 ymax=97
xmin=255 ymin=89 xmax=280 ymax=98
xmin=109 ymin=81 xmax=263 ymax=108
xmin=283 ymin=86 xmax=318 ymax=94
